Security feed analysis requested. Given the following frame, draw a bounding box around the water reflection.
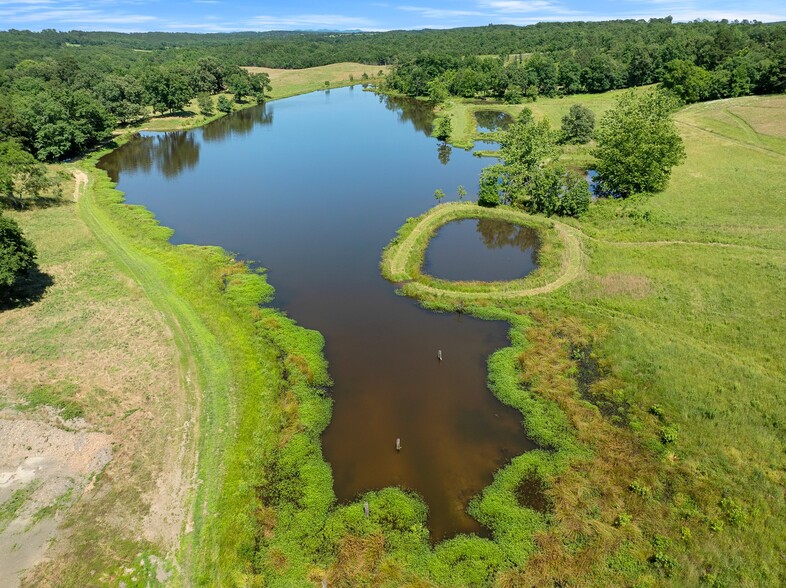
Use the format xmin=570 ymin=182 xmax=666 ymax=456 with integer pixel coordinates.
xmin=101 ymin=132 xmax=200 ymax=182
xmin=380 ymin=93 xmax=435 ymax=136
xmin=202 ymin=104 xmax=273 ymax=142
xmin=97 ymin=88 xmax=527 ymax=539
xmin=437 ymin=142 xmax=452 ymax=165
xmin=476 ymin=218 xmax=540 ymax=250
xmin=425 ymin=219 xmax=540 ymax=282
xmin=475 ymin=110 xmax=514 ymax=132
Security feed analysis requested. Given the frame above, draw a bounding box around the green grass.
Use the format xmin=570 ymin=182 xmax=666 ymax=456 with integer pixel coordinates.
xmin=385 ymin=94 xmax=786 ymax=586
xmin=6 ymin=85 xmax=784 ymax=586
xmin=19 ymin=381 xmax=83 ymax=420
xmin=0 ymin=482 xmax=40 ymax=533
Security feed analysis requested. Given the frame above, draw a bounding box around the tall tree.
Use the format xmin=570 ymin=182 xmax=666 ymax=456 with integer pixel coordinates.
xmin=560 ymin=104 xmax=595 ymax=144
xmin=0 ymin=209 xmax=37 ymax=293
xmin=593 ymin=90 xmax=686 ymax=196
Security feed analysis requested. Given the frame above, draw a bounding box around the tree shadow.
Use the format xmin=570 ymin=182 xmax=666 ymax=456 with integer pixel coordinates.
xmin=0 ymin=195 xmax=71 ymax=210
xmin=0 ymin=267 xmax=54 ymax=311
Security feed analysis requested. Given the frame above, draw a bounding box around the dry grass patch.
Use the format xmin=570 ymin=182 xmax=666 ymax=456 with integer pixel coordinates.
xmin=579 ymin=273 xmax=654 ymax=300
xmin=498 ymin=312 xmax=717 ymax=586
xmin=728 ymin=100 xmax=786 ymax=139
xmin=0 ymin=177 xmax=192 ymax=585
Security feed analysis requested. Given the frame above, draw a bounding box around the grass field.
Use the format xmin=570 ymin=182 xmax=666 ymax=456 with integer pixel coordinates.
xmin=245 ymin=62 xmax=390 ymax=99
xmin=389 ymin=94 xmax=786 ymax=586
xmin=0 ymin=168 xmax=191 ymax=585
xmin=2 ymin=83 xmax=785 ymax=586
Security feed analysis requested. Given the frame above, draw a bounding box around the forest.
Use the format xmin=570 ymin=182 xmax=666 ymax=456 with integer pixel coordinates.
xmin=0 ymin=19 xmax=785 ymax=165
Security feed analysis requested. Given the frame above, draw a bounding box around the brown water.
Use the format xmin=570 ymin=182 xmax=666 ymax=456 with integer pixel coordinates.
xmin=98 ymin=88 xmax=535 ymax=540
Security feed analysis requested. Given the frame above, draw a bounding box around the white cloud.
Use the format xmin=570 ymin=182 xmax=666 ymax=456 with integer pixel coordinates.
xmin=247 ymin=13 xmax=378 ymax=30
xmin=398 ymin=6 xmax=485 ymax=19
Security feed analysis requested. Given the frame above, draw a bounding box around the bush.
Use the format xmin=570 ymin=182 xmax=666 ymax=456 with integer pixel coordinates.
xmin=561 ymin=104 xmax=595 ymax=144
xmin=217 ymin=95 xmax=233 ymax=114
xmin=0 ymin=211 xmax=37 ymax=293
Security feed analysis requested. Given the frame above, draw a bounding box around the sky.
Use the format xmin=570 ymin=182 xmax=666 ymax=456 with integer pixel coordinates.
xmin=1 ymin=0 xmax=784 ymax=33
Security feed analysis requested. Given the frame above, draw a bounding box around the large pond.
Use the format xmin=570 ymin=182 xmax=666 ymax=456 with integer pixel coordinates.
xmin=99 ymin=87 xmax=535 ymax=540
xmin=424 ymin=218 xmax=540 ymax=282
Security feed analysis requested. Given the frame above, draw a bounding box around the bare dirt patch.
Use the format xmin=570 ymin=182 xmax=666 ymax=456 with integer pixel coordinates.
xmin=0 ymin=414 xmax=112 ymax=587
xmin=0 ymin=171 xmax=193 ymax=585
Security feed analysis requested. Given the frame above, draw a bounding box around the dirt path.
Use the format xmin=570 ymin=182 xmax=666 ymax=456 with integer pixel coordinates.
xmin=384 ymin=202 xmax=781 ymax=303
xmin=384 ymin=203 xmax=586 ymax=299
xmin=71 ymin=169 xmax=88 ymax=201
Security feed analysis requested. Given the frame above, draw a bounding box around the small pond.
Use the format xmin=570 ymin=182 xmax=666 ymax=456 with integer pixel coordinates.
xmin=475 ymin=110 xmax=514 ymax=132
xmin=424 ymin=218 xmax=540 ymax=282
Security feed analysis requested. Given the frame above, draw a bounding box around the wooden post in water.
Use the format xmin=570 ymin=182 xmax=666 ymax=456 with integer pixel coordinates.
xmin=438 ymin=349 xmax=443 ymax=361
xmin=396 ymin=438 xmax=401 ymax=451
xmin=364 ymin=501 xmax=370 ymax=518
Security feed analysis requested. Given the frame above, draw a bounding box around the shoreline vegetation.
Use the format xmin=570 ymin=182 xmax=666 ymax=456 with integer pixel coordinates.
xmin=2 ymin=53 xmax=785 ymax=586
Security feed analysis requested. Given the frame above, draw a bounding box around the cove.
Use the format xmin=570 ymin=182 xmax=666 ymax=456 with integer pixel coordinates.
xmin=99 ymin=87 xmax=535 ymax=540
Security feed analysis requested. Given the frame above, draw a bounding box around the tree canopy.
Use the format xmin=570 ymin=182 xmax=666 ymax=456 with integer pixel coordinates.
xmin=561 ymin=104 xmax=595 ymax=144
xmin=0 ymin=210 xmax=36 ymax=292
xmin=479 ymin=109 xmax=591 ymax=217
xmin=593 ymin=90 xmax=686 ymax=197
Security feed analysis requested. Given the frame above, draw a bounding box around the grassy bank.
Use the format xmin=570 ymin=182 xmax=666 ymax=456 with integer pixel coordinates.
xmin=131 ymin=63 xmax=390 ymax=132
xmin=4 ymin=80 xmax=784 ymax=586
xmin=380 ymin=202 xmax=581 ymax=300
xmin=381 ymin=94 xmax=786 ymax=586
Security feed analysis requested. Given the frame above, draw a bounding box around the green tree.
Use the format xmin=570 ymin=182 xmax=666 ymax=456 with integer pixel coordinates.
xmin=478 ymin=165 xmax=502 ymax=207
xmin=433 ymin=188 xmax=446 ymax=203
xmin=217 ymin=95 xmax=233 ymax=114
xmin=197 ymin=93 xmax=214 ymax=116
xmin=434 ymin=116 xmax=452 ymax=142
xmin=95 ymin=74 xmax=146 ymax=125
xmin=227 ymin=70 xmax=252 ymax=102
xmin=593 ymin=90 xmax=686 ymax=197
xmin=193 ymin=57 xmax=226 ymax=94
xmin=457 ymin=185 xmax=467 ymax=201
xmin=143 ymin=67 xmax=194 ymax=114
xmin=661 ymin=59 xmax=712 ymax=103
xmin=249 ymin=72 xmax=271 ymax=103
xmin=428 ymin=78 xmax=450 ymax=103
xmin=0 ymin=140 xmax=52 ymax=208
xmin=0 ymin=210 xmax=37 ymax=292
xmin=561 ymin=104 xmax=595 ymax=144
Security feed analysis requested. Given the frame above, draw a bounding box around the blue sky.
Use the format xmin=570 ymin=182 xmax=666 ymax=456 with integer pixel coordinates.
xmin=1 ymin=0 xmax=784 ymax=33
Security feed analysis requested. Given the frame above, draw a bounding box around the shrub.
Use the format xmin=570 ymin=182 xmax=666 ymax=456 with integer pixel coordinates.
xmin=0 ymin=211 xmax=37 ymax=292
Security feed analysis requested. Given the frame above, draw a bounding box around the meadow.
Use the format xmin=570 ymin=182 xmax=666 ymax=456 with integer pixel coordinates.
xmin=1 ymin=78 xmax=784 ymax=586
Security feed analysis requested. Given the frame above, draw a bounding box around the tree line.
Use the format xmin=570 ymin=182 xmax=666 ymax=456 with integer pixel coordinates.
xmin=385 ymin=20 xmax=786 ymax=101
xmin=0 ymin=54 xmax=270 ymax=162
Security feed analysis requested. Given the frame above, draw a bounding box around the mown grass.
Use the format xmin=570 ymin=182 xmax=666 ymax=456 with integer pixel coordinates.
xmin=245 ymin=62 xmax=391 ymax=100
